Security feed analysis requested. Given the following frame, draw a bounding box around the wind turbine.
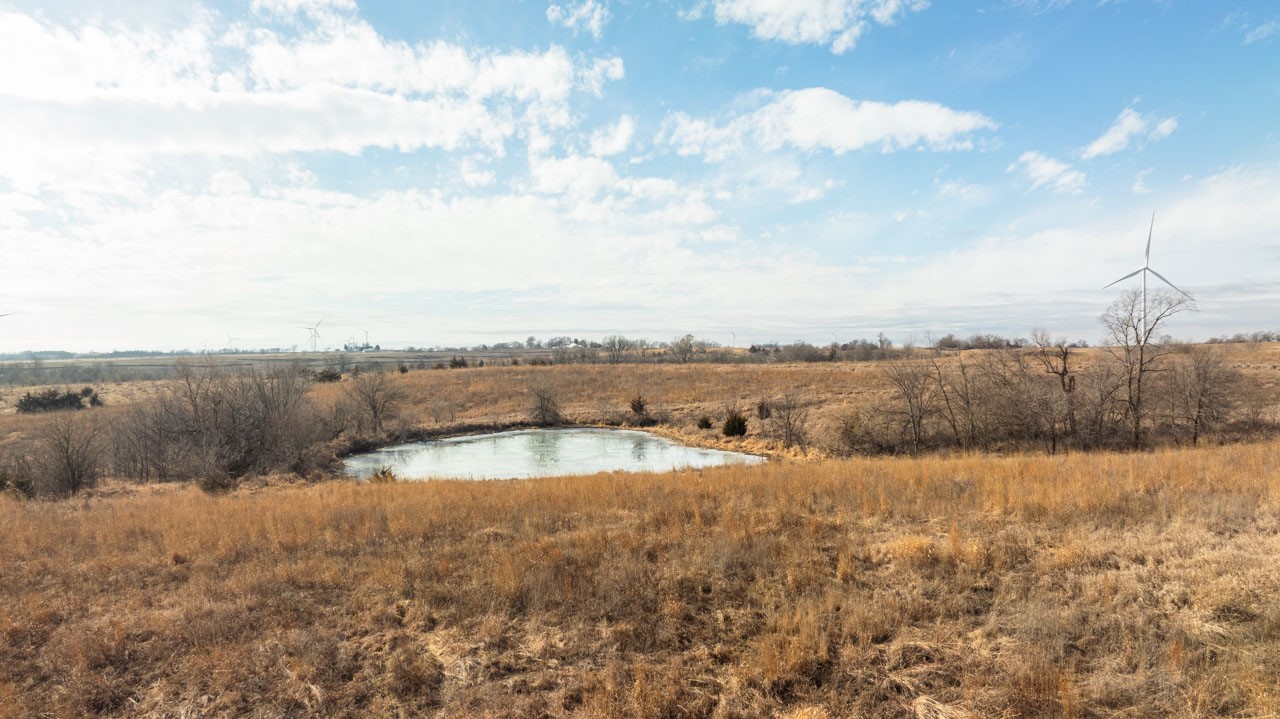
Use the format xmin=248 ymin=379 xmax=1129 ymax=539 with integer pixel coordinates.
xmin=1102 ymin=213 xmax=1191 ymax=341
xmin=226 ymin=334 xmax=238 ymax=351
xmin=362 ymin=329 xmax=370 ymax=348
xmin=0 ymin=312 xmax=15 ymax=318
xmin=299 ymin=316 xmax=324 ymax=353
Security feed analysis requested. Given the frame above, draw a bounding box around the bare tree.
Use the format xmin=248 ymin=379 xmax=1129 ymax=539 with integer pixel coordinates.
xmin=984 ymin=349 xmax=1070 ymax=454
xmin=1031 ymin=328 xmax=1078 ymax=437
xmin=602 ymin=335 xmax=635 ymax=364
xmin=114 ymin=362 xmax=327 ymax=480
xmin=669 ymin=334 xmax=696 ymax=364
xmin=882 ymin=361 xmax=937 ymax=453
xmin=345 ymin=371 xmax=406 ymax=434
xmin=924 ymin=343 xmax=984 ymax=451
xmin=765 ymin=395 xmax=810 ymax=450
xmin=1164 ymin=346 xmax=1237 ymax=446
xmin=1101 ymin=288 xmax=1196 ymax=448
xmin=32 ymin=413 xmax=104 ymax=497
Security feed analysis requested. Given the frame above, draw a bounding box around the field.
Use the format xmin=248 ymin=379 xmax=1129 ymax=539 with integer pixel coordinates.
xmin=2 ymin=348 xmax=1280 ymax=716
xmin=3 ymin=441 xmax=1280 ymax=717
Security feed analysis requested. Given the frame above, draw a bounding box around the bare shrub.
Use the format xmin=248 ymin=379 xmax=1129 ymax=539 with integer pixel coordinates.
xmin=830 ymin=407 xmax=897 ymax=456
xmin=756 ymin=399 xmax=772 ymax=420
xmin=528 ymin=384 xmax=563 ymax=426
xmin=30 ymin=413 xmax=105 ymax=497
xmin=1160 ymin=346 xmax=1238 ymax=446
xmin=429 ymin=399 xmax=456 ymax=424
xmin=112 ymin=360 xmax=330 ymax=481
xmin=765 ymin=395 xmax=809 ymax=450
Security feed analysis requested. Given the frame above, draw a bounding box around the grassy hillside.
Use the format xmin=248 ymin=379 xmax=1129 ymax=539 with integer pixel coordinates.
xmin=3 ymin=440 xmax=1279 ymax=717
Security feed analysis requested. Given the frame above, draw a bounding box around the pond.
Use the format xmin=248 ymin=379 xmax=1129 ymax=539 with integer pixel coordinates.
xmin=343 ymin=427 xmax=765 ymax=481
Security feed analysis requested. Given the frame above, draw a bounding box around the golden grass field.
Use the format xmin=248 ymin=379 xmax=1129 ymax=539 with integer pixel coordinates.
xmin=2 ymin=346 xmax=1280 ymax=716
xmin=3 ymin=440 xmax=1279 ymax=717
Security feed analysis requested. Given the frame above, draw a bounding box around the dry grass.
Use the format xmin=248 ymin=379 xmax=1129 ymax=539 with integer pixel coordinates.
xmin=3 ymin=440 xmax=1280 ymax=716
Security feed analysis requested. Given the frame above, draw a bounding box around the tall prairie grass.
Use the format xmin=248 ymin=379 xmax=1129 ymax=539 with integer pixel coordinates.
xmin=2 ymin=440 xmax=1279 ymax=716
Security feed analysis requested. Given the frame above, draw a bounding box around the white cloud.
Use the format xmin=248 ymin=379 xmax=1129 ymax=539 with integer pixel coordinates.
xmin=251 ymin=0 xmax=357 ymax=18
xmin=659 ymin=87 xmax=995 ymax=161
xmin=936 ymin=179 xmax=990 ymax=202
xmin=532 ymin=155 xmax=621 ymax=198
xmin=1149 ymin=117 xmax=1178 ymax=142
xmin=210 ymin=170 xmax=253 ymax=195
xmin=1243 ymin=20 xmax=1278 ymax=44
xmin=0 ymin=10 xmax=217 ymax=102
xmin=0 ymin=7 xmax=625 ymax=193
xmin=547 ymin=0 xmax=611 ymax=40
xmin=1132 ymin=168 xmax=1153 ymax=194
xmin=1008 ymin=151 xmax=1086 ymax=194
xmin=589 ymin=115 xmax=636 ymax=156
xmin=709 ymin=0 xmax=929 ymax=53
xmin=1081 ymin=106 xmax=1178 ymax=160
xmin=4 ymin=161 xmax=1280 ymax=351
xmin=576 ymin=56 xmax=626 ymax=96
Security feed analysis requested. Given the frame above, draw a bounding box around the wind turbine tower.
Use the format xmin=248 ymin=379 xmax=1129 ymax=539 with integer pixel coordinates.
xmin=1102 ymin=213 xmax=1191 ymax=341
xmin=299 ymin=317 xmax=324 ymax=353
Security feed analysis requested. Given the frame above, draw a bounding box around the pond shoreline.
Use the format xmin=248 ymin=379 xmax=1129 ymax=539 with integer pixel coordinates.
xmin=336 ymin=420 xmax=782 ymax=463
xmin=342 ymin=425 xmax=769 ymax=481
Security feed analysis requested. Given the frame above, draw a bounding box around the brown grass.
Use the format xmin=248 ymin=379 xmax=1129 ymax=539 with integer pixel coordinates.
xmin=3 ymin=440 xmax=1280 ymax=716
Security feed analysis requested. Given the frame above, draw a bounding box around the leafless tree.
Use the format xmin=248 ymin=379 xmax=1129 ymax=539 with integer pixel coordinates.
xmin=345 ymin=370 xmax=406 ymax=434
xmin=1101 ymin=288 xmax=1196 ymax=448
xmin=1031 ymin=328 xmax=1078 ymax=437
xmin=114 ymin=361 xmax=327 ymax=480
xmin=882 ymin=361 xmax=937 ymax=453
xmin=1163 ymin=346 xmax=1237 ymax=446
xmin=924 ymin=343 xmax=986 ymax=451
xmin=669 ymin=334 xmax=696 ymax=364
xmin=528 ymin=384 xmax=563 ymax=426
xmin=765 ymin=394 xmax=810 ymax=450
xmin=31 ymin=413 xmax=104 ymax=497
xmin=602 ymin=335 xmax=635 ymax=364
xmin=979 ymin=349 xmax=1067 ymax=453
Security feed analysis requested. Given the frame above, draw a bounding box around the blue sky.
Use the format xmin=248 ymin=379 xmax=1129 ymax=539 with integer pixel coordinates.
xmin=0 ymin=0 xmax=1277 ymax=352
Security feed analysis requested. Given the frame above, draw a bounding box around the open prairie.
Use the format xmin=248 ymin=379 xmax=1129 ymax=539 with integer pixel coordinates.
xmin=3 ymin=347 xmax=1280 ymax=716
xmin=4 ymin=341 xmax=1280 ymax=458
xmin=3 ymin=439 xmax=1279 ymax=717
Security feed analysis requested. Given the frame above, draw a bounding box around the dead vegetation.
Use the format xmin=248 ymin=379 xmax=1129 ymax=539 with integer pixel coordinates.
xmin=3 ymin=441 xmax=1280 ymax=717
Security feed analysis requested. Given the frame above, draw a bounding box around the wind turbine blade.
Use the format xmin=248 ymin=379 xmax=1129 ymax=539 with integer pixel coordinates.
xmin=1102 ymin=268 xmax=1144 ymax=289
xmin=0 ymin=312 xmax=15 ymax=318
xmin=1145 ymin=213 xmax=1154 ymax=266
xmin=1147 ymin=268 xmax=1192 ymax=298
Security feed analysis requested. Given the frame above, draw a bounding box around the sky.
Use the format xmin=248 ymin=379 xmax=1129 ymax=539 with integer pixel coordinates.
xmin=0 ymin=0 xmax=1278 ymax=352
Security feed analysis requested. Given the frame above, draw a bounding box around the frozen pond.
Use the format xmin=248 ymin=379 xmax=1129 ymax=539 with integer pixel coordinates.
xmin=343 ymin=427 xmax=765 ymax=481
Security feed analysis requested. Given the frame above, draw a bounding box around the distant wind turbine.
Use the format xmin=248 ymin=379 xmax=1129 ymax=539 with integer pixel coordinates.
xmin=299 ymin=316 xmax=324 ymax=352
xmin=1102 ymin=213 xmax=1191 ymax=340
